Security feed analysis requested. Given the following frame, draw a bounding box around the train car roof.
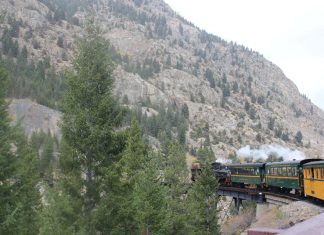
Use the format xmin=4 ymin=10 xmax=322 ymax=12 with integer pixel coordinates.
xmin=226 ymin=163 xmax=264 ymax=168
xmin=265 ymin=160 xmax=301 ymax=166
xmin=303 ymin=160 xmax=324 ymax=167
xmin=265 ymin=159 xmax=322 ymax=167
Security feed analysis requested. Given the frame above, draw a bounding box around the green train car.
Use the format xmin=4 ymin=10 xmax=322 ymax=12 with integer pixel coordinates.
xmin=227 ymin=163 xmax=265 ymax=186
xmin=265 ymin=161 xmax=300 ymax=190
xmin=264 ymin=159 xmax=321 ymax=192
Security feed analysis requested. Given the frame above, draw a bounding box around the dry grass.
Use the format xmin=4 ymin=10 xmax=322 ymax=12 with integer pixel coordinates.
xmin=221 ymin=207 xmax=256 ymax=235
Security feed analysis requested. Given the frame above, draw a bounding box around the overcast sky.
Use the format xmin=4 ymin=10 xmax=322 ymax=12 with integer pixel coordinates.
xmin=164 ymin=0 xmax=324 ymax=110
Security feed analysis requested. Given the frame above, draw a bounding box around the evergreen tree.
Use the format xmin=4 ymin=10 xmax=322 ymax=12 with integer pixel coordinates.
xmin=0 ymin=66 xmax=40 ymax=234
xmin=95 ymin=120 xmax=147 ymax=234
xmin=53 ymin=21 xmax=127 ymax=233
xmin=204 ymin=68 xmax=215 ymax=88
xmin=197 ymin=147 xmax=215 ymax=165
xmin=295 ymin=131 xmax=303 ymax=145
xmin=187 ymin=166 xmax=220 ymax=235
xmin=164 ymin=143 xmax=190 ymax=234
xmin=0 ymin=66 xmax=15 ymax=233
xmin=132 ymin=152 xmax=170 ymax=235
xmin=95 ymin=121 xmax=170 ymax=234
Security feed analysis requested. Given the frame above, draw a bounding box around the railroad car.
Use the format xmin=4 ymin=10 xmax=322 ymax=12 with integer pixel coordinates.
xmin=264 ymin=159 xmax=320 ymax=193
xmin=303 ymin=160 xmax=324 ymax=200
xmin=227 ymin=163 xmax=264 ymax=187
xmin=265 ymin=161 xmax=300 ymax=192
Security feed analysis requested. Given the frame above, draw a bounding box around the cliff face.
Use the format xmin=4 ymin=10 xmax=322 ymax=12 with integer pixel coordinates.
xmin=1 ymin=0 xmax=324 ymax=158
xmin=8 ymin=99 xmax=61 ymax=139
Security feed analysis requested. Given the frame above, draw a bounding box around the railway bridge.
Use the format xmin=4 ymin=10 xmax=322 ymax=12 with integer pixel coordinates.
xmin=218 ymin=186 xmax=299 ymax=216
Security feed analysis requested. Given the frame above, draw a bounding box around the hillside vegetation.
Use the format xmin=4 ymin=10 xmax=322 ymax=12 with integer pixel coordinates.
xmin=1 ymin=0 xmax=324 ymax=159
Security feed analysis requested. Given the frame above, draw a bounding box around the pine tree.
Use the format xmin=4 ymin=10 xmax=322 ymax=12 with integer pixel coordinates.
xmin=132 ymin=152 xmax=170 ymax=235
xmin=51 ymin=21 xmax=127 ymax=233
xmin=197 ymin=147 xmax=215 ymax=165
xmin=0 ymin=66 xmax=40 ymax=234
xmin=164 ymin=143 xmax=190 ymax=234
xmin=187 ymin=166 xmax=220 ymax=235
xmin=95 ymin=121 xmax=171 ymax=234
xmin=95 ymin=120 xmax=146 ymax=234
xmin=0 ymin=65 xmax=15 ymax=234
xmin=295 ymin=131 xmax=303 ymax=145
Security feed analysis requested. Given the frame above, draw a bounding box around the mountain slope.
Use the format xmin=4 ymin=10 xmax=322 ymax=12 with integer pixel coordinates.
xmin=1 ymin=0 xmax=324 ymax=159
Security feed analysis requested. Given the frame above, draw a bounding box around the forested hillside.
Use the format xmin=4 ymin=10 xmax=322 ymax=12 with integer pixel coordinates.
xmin=1 ymin=0 xmax=324 ymax=161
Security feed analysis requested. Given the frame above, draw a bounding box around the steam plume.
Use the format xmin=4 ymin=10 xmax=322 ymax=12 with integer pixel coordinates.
xmin=236 ymin=144 xmax=305 ymax=162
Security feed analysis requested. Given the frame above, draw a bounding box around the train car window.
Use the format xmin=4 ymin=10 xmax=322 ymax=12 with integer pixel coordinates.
xmin=292 ymin=167 xmax=296 ymax=176
xmin=282 ymin=167 xmax=287 ymax=176
xmin=311 ymin=168 xmax=314 ymax=178
xmin=274 ymin=168 xmax=277 ymax=176
xmin=278 ymin=167 xmax=282 ymax=176
xmin=241 ymin=168 xmax=246 ymax=175
xmin=319 ymin=168 xmax=321 ymax=179
xmin=287 ymin=167 xmax=292 ymax=176
xmin=321 ymin=168 xmax=324 ymax=179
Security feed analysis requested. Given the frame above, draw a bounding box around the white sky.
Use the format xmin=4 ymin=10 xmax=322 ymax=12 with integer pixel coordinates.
xmin=164 ymin=0 xmax=324 ymax=110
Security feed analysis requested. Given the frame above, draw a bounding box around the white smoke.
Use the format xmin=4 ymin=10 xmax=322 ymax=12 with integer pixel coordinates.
xmin=215 ymin=157 xmax=232 ymax=164
xmin=236 ymin=144 xmax=305 ymax=162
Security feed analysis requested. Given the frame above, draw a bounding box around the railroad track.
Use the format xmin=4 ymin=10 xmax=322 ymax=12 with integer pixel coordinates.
xmin=218 ymin=186 xmax=324 ymax=208
xmin=262 ymin=191 xmax=301 ymax=205
xmin=218 ymin=186 xmax=304 ymax=205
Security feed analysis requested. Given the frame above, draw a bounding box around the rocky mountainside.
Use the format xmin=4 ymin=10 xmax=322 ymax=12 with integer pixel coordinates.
xmin=1 ymin=0 xmax=324 ymax=159
xmin=8 ymin=98 xmax=61 ymax=138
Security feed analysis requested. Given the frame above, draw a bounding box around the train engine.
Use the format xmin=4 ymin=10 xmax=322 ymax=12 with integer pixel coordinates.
xmin=191 ymin=162 xmax=231 ymax=184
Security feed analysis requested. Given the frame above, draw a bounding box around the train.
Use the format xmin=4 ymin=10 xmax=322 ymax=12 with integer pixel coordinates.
xmin=192 ymin=159 xmax=324 ymax=201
